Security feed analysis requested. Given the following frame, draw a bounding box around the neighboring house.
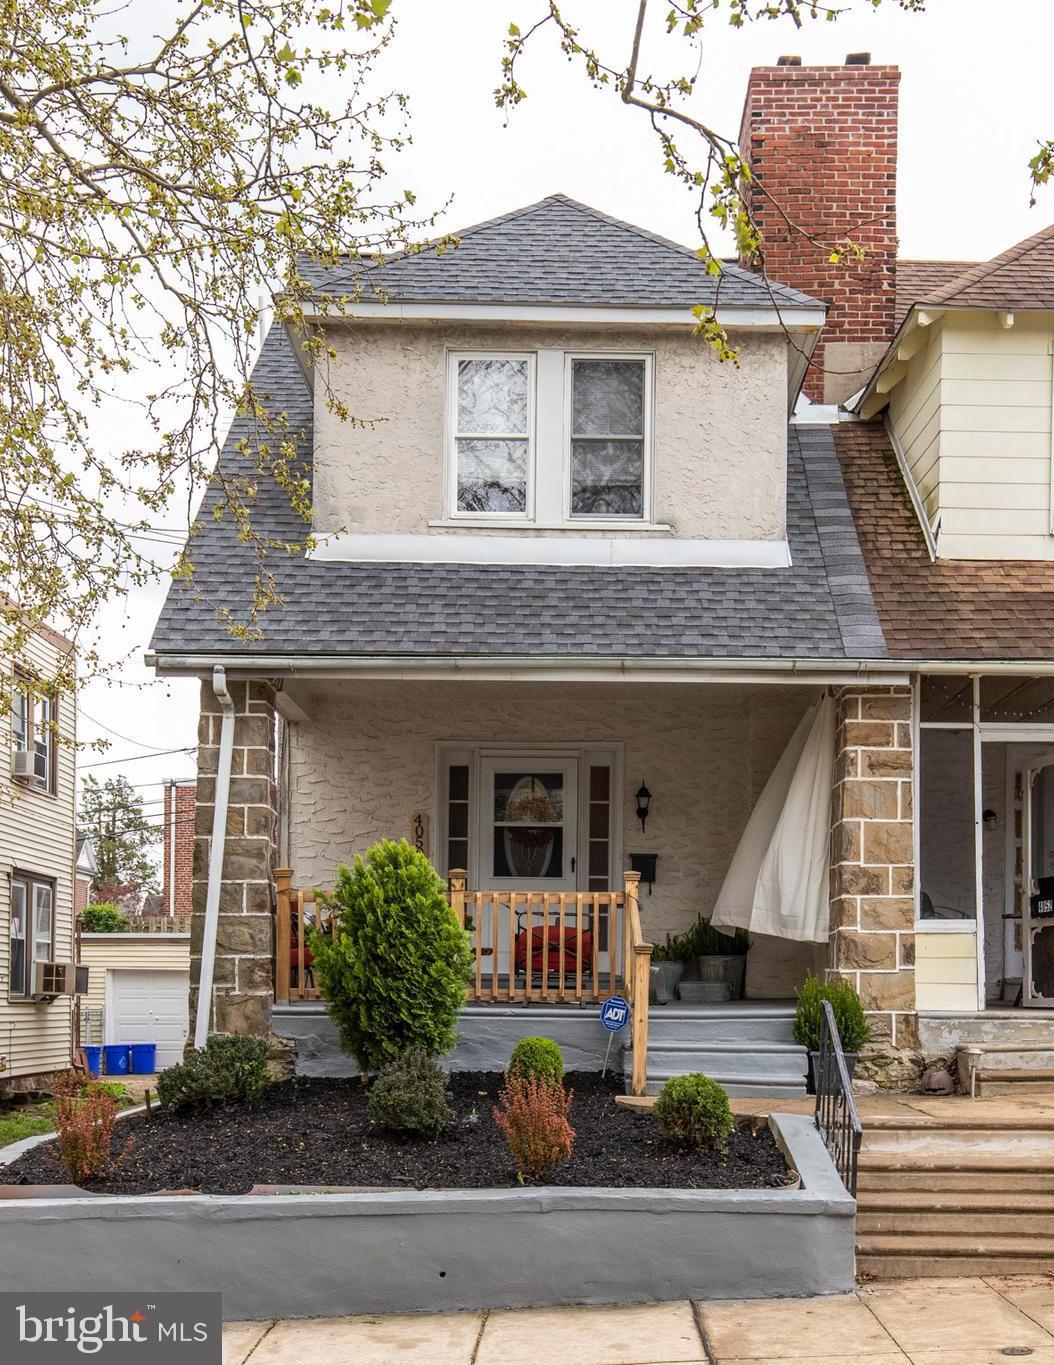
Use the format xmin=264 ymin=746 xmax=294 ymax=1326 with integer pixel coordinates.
xmin=78 ymin=918 xmax=191 ymax=1068
xmin=147 ymin=54 xmax=1054 ymax=1087
xmin=1 ymin=616 xmax=80 ymax=1090
xmin=74 ymin=831 xmax=97 ymax=917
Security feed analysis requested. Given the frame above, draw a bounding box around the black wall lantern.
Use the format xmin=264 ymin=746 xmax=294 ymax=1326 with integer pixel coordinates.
xmin=635 ymin=781 xmax=652 ymax=833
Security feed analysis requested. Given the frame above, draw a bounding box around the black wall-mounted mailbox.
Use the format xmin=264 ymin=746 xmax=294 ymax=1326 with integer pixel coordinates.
xmin=629 ymin=852 xmax=658 ymax=893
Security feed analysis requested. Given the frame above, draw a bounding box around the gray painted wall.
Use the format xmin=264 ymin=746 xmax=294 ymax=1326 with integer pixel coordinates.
xmin=273 ymin=1003 xmax=618 ymax=1077
xmin=0 ymin=1117 xmax=854 ymax=1318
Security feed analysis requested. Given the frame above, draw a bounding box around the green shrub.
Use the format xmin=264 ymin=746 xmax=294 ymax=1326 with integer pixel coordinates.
xmin=79 ymin=902 xmax=127 ymax=933
xmin=75 ymin=1079 xmax=132 ymax=1106
xmin=311 ymin=840 xmax=473 ymax=1072
xmin=654 ymin=1073 xmax=734 ymax=1149
xmin=651 ymin=931 xmax=693 ymax=963
xmin=793 ymin=975 xmax=870 ymax=1054
xmin=508 ymin=1036 xmax=564 ymax=1086
xmin=156 ymin=1035 xmax=271 ymax=1111
xmin=367 ymin=1049 xmax=454 ymax=1137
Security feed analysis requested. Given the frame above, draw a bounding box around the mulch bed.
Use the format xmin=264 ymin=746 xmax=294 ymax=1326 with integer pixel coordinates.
xmin=4 ymin=1072 xmax=789 ymax=1195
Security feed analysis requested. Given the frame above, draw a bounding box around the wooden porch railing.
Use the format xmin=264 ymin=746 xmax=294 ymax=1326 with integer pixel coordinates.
xmin=274 ymin=866 xmax=653 ymax=1094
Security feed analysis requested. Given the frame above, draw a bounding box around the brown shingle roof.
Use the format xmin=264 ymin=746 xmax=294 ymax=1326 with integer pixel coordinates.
xmin=832 ymin=422 xmax=1054 ymax=661
xmin=919 ymin=222 xmax=1054 ymax=311
xmin=895 ymin=259 xmax=981 ymax=327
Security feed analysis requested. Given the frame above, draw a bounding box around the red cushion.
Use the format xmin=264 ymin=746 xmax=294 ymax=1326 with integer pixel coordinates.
xmin=514 ymin=926 xmax=593 ymax=973
xmin=290 ymin=945 xmax=314 ymax=967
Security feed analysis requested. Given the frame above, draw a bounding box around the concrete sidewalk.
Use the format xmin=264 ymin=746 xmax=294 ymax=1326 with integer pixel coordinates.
xmin=222 ymin=1275 xmax=1054 ymax=1363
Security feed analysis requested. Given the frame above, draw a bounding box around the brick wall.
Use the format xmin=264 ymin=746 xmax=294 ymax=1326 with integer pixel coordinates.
xmin=828 ymin=685 xmax=919 ymax=1086
xmin=162 ymin=780 xmax=195 ymax=918
xmin=738 ymin=58 xmax=900 ymax=404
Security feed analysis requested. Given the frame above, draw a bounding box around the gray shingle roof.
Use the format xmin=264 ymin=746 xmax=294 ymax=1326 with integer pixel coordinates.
xmin=298 ymin=194 xmax=824 ymax=311
xmin=150 ymin=328 xmax=885 ymax=663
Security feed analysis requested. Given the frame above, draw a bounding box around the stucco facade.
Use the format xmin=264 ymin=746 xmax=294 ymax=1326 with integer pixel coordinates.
xmin=311 ymin=325 xmax=789 ymax=543
xmin=284 ymin=679 xmax=824 ymax=998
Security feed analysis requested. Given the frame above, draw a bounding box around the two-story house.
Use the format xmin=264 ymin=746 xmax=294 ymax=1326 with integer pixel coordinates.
xmin=1 ymin=614 xmax=80 ymax=1090
xmin=148 ymin=54 xmax=1054 ymax=1095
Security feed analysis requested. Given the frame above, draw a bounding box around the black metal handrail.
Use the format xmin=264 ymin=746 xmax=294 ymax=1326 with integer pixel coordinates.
xmin=813 ymin=1000 xmax=863 ymax=1196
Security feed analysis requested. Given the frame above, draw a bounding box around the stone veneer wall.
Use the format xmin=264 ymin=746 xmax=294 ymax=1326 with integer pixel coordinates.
xmin=191 ymin=680 xmax=278 ymax=1038
xmin=828 ymin=685 xmax=918 ymax=1085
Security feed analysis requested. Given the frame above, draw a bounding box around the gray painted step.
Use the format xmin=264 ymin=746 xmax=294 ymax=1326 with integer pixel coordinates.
xmin=643 ymin=1071 xmax=808 ymax=1099
xmin=630 ymin=1042 xmax=808 ymax=1084
xmin=647 ymin=1009 xmax=797 ymax=1045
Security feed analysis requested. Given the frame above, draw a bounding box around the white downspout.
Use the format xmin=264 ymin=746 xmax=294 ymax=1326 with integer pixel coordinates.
xmin=167 ymin=778 xmax=177 ymax=918
xmin=194 ymin=665 xmax=236 ymax=1049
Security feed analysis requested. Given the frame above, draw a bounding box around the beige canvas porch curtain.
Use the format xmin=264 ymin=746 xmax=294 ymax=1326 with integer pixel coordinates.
xmin=710 ymin=695 xmax=835 ymax=944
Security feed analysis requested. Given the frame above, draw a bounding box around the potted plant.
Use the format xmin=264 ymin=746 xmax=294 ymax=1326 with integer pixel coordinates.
xmin=793 ymin=975 xmax=870 ymax=1093
xmin=677 ymin=917 xmax=750 ymax=1002
xmin=649 ymin=932 xmax=692 ymax=1005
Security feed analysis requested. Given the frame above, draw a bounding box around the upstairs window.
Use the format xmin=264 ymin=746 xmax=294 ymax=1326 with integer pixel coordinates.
xmin=453 ymin=355 xmax=532 ymax=515
xmin=11 ymin=680 xmax=56 ymax=792
xmin=569 ymin=358 xmax=646 ymax=517
xmin=447 ymin=350 xmax=652 ymax=525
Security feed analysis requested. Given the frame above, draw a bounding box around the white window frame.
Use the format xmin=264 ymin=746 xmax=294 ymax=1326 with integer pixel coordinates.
xmin=10 ymin=679 xmax=55 ymax=793
xmin=9 ymin=872 xmax=54 ymax=1000
xmin=446 ymin=351 xmax=536 ymax=522
xmin=562 ymin=350 xmax=654 ymax=524
xmin=444 ymin=349 xmax=655 ymax=528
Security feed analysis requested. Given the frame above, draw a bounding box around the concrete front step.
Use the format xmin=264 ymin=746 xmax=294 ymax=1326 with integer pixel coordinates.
xmin=857 ymin=1168 xmax=1054 ymax=1193
xmin=977 ymin=1070 xmax=1054 ymax=1095
xmin=857 ymin=1232 xmax=1054 ymax=1262
xmin=858 ymin=1190 xmax=1054 ymax=1213
xmin=858 ymin=1210 xmax=1054 ymax=1236
xmin=857 ymin=1253 xmax=1054 ymax=1279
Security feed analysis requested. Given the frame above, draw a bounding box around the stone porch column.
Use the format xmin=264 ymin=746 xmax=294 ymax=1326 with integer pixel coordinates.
xmin=828 ymin=685 xmax=919 ymax=1086
xmin=190 ymin=679 xmax=278 ymax=1038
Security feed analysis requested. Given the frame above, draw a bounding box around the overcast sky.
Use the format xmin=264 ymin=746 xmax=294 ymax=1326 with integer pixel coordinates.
xmin=76 ymin=0 xmax=1054 ymax=839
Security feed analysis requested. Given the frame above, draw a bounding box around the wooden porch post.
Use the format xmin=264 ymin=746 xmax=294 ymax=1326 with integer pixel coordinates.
xmin=623 ymin=870 xmax=652 ymax=1097
xmin=275 ymin=867 xmax=293 ymax=1006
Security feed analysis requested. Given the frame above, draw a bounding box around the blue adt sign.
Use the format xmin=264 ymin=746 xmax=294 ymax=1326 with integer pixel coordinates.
xmin=600 ymin=995 xmax=630 ymax=1032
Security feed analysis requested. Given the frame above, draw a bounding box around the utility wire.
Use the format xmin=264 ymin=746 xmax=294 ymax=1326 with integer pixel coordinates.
xmin=80 ymin=746 xmax=195 ymax=769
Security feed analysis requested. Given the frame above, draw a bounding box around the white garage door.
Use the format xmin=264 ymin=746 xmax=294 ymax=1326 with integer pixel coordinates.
xmin=109 ymin=970 xmax=189 ymax=1069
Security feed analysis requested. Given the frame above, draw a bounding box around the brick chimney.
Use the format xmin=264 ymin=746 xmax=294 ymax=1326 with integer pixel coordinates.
xmin=162 ymin=779 xmax=195 ymax=918
xmin=738 ymin=54 xmax=900 ymax=404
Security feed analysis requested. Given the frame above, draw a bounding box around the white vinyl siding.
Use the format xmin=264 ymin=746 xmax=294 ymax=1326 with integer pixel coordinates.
xmin=915 ymin=929 xmax=979 ymax=1012
xmin=0 ymin=623 xmax=76 ymax=1080
xmin=890 ymin=313 xmax=1054 ymax=561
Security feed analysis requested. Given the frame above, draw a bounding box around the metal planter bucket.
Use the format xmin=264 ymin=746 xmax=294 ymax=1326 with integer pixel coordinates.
xmin=695 ymin=954 xmax=746 ymax=1001
xmin=650 ymin=961 xmax=686 ymax=1005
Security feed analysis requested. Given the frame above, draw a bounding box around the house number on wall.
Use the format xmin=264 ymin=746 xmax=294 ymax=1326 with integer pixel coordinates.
xmin=412 ymin=812 xmax=430 ymax=859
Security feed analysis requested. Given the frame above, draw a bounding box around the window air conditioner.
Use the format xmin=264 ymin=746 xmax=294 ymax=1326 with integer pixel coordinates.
xmin=33 ymin=961 xmax=76 ymax=998
xmin=11 ymin=750 xmax=34 ymax=779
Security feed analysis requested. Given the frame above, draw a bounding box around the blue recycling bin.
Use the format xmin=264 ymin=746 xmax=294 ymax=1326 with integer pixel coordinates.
xmin=83 ymin=1045 xmax=102 ymax=1078
xmin=129 ymin=1043 xmax=157 ymax=1075
xmin=102 ymin=1044 xmax=129 ymax=1076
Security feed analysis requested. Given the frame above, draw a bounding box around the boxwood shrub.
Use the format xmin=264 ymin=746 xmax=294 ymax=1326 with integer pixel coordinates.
xmin=508 ymin=1036 xmax=564 ymax=1086
xmin=654 ymin=1073 xmax=734 ymax=1149
xmin=156 ymin=1035 xmax=271 ymax=1111
xmin=367 ymin=1049 xmax=455 ymax=1136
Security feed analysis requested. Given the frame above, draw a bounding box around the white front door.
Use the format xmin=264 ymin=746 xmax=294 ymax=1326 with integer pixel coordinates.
xmin=479 ymin=757 xmax=580 ymax=891
xmin=108 ymin=969 xmax=189 ymax=1068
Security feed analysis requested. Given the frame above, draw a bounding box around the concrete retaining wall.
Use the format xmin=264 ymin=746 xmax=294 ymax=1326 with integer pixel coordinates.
xmin=272 ymin=1003 xmax=618 ymax=1077
xmin=0 ymin=1116 xmax=854 ymax=1318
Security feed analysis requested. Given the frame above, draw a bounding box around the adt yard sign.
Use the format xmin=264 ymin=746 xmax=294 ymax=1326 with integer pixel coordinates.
xmin=600 ymin=995 xmax=629 ymax=1032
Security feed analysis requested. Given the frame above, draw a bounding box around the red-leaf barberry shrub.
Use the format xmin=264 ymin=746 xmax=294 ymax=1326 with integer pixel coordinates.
xmin=493 ymin=1073 xmax=574 ymax=1181
xmin=53 ymin=1077 xmax=128 ymax=1183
